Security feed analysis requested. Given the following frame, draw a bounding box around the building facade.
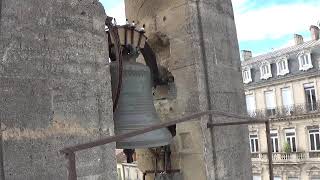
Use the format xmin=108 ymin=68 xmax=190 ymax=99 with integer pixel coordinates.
xmin=116 ymin=150 xmax=143 ymax=180
xmin=117 ymin=163 xmax=143 ymax=180
xmin=242 ymin=25 xmax=320 ymax=180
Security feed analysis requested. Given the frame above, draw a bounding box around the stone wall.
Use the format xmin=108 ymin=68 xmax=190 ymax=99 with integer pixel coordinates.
xmin=0 ymin=0 xmax=116 ymax=179
xmin=125 ymin=0 xmax=252 ymax=180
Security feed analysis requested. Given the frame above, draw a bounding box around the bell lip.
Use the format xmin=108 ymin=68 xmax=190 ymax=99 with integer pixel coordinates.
xmin=116 ymin=139 xmax=172 ymax=149
xmin=115 ymin=128 xmax=172 ymax=149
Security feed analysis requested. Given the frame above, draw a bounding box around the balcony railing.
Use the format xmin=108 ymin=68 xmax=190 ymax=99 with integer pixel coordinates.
xmin=251 ymin=152 xmax=320 ymax=163
xmin=248 ymin=101 xmax=320 ymax=119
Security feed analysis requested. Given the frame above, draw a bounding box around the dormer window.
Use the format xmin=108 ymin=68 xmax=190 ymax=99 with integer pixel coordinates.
xmin=242 ymin=67 xmax=252 ymax=84
xmin=276 ymin=58 xmax=289 ymax=76
xmin=260 ymin=62 xmax=272 ymax=80
xmin=298 ymin=51 xmax=313 ymax=71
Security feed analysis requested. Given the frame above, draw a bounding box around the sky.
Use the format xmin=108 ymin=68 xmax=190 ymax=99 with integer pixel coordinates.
xmin=101 ymin=0 xmax=320 ymax=57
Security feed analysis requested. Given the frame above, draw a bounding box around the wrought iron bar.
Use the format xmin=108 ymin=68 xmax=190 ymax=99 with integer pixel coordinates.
xmin=0 ymin=1 xmax=5 ymax=179
xmin=60 ymin=110 xmax=258 ymax=154
xmin=207 ymin=119 xmax=273 ymax=180
xmin=60 ymin=110 xmax=266 ymax=180
xmin=207 ymin=119 xmax=267 ymax=128
xmin=105 ymin=16 xmax=123 ymax=112
xmin=248 ymin=101 xmax=320 ymax=119
xmin=66 ymin=152 xmax=77 ymax=180
xmin=265 ymin=121 xmax=274 ymax=180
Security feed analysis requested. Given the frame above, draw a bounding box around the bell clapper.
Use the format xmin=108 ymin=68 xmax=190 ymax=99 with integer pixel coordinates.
xmin=123 ymin=149 xmax=135 ymax=163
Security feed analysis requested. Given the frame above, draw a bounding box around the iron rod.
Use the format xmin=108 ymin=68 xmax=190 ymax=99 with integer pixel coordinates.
xmin=265 ymin=121 xmax=274 ymax=180
xmin=207 ymin=119 xmax=267 ymax=128
xmin=66 ymin=152 xmax=77 ymax=180
xmin=0 ymin=2 xmax=4 ymax=179
xmin=0 ymin=118 xmax=5 ymax=180
xmin=143 ymin=173 xmax=146 ymax=180
xmin=60 ymin=110 xmax=261 ymax=154
xmin=144 ymin=169 xmax=180 ymax=174
xmin=105 ymin=16 xmax=123 ymax=112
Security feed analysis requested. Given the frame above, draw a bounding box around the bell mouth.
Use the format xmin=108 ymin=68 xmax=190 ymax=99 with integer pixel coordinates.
xmin=115 ymin=128 xmax=172 ymax=149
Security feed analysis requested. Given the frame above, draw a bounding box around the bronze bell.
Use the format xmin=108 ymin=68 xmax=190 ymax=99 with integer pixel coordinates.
xmin=110 ymin=56 xmax=172 ymax=149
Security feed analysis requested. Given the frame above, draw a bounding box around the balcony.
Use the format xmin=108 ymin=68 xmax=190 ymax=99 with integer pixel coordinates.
xmin=248 ymin=102 xmax=320 ymax=119
xmin=251 ymin=152 xmax=320 ymax=164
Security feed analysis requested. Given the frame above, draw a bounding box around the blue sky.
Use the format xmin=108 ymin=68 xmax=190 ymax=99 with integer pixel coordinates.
xmin=101 ymin=0 xmax=320 ymax=57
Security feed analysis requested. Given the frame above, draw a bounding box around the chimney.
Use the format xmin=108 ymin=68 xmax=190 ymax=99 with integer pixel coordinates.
xmin=241 ymin=50 xmax=252 ymax=61
xmin=294 ymin=34 xmax=304 ymax=45
xmin=310 ymin=25 xmax=320 ymax=40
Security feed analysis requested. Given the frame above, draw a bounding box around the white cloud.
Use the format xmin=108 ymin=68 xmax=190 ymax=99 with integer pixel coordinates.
xmin=105 ymin=1 xmax=126 ymax=25
xmin=232 ymin=2 xmax=320 ymax=41
xmin=231 ymin=0 xmax=248 ymax=11
xmin=232 ymin=0 xmax=247 ymax=7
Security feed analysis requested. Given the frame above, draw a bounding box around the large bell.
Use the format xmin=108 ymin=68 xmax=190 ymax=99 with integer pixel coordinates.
xmin=110 ymin=58 xmax=172 ymax=149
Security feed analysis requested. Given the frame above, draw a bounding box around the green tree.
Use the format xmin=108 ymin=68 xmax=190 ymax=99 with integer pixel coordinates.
xmin=283 ymin=142 xmax=291 ymax=154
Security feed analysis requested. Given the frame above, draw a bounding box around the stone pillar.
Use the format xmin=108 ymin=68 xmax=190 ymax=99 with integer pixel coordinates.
xmin=125 ymin=0 xmax=252 ymax=180
xmin=0 ymin=0 xmax=116 ymax=179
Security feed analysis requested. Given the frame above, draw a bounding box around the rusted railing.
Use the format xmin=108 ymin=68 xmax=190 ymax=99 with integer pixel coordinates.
xmin=60 ymin=110 xmax=273 ymax=180
xmin=207 ymin=119 xmax=273 ymax=180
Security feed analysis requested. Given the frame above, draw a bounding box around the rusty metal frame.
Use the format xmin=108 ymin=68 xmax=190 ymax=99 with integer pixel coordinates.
xmin=105 ymin=16 xmax=123 ymax=112
xmin=0 ymin=2 xmax=3 ymax=179
xmin=60 ymin=110 xmax=273 ymax=180
xmin=207 ymin=120 xmax=274 ymax=180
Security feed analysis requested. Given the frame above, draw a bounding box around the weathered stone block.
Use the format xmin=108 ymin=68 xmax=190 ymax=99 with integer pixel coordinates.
xmin=125 ymin=0 xmax=252 ymax=179
xmin=0 ymin=0 xmax=116 ymax=179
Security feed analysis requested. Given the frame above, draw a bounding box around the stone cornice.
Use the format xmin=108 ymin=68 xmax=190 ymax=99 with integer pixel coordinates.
xmin=244 ymin=71 xmax=320 ymax=91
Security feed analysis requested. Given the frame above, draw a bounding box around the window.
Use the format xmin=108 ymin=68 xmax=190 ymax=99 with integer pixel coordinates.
xmin=265 ymin=90 xmax=276 ymax=116
xmin=288 ymin=177 xmax=299 ymax=180
xmin=249 ymin=134 xmax=259 ymax=153
xmin=281 ymin=87 xmax=294 ymax=114
xmin=311 ymin=177 xmax=320 ymax=180
xmin=274 ymin=176 xmax=282 ymax=180
xmin=309 ymin=129 xmax=320 ymax=151
xmin=285 ymin=129 xmax=297 ymax=152
xmin=277 ymin=58 xmax=289 ymax=76
xmin=260 ymin=62 xmax=272 ymax=80
xmin=271 ymin=130 xmax=279 ymax=153
xmin=242 ymin=68 xmax=252 ymax=84
xmin=298 ymin=52 xmax=313 ymax=71
xmin=304 ymin=84 xmax=317 ymax=111
xmin=246 ymin=94 xmax=256 ymax=116
xmin=253 ymin=175 xmax=261 ymax=180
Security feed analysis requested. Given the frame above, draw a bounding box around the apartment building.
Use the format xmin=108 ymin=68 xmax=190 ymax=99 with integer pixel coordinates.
xmin=242 ymin=25 xmax=320 ymax=180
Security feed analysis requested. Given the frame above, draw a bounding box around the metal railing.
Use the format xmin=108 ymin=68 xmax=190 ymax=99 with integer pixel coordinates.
xmin=248 ymin=101 xmax=320 ymax=119
xmin=60 ymin=110 xmax=275 ymax=180
xmin=252 ymin=152 xmax=306 ymax=162
xmin=251 ymin=151 xmax=320 ymax=163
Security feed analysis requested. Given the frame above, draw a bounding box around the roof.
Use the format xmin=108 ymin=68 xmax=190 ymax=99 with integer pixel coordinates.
xmin=242 ymin=39 xmax=320 ymax=66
